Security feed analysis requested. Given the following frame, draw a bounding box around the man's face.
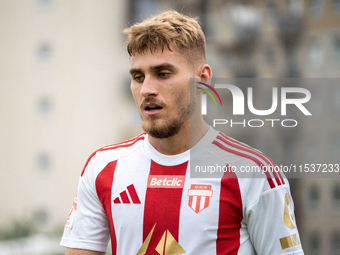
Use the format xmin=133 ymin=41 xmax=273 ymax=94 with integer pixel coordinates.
xmin=129 ymin=47 xmax=196 ymax=138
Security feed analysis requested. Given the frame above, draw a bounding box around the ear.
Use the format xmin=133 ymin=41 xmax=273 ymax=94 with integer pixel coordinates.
xmin=199 ymin=64 xmax=212 ymax=85
xmin=194 ymin=64 xmax=213 ymax=96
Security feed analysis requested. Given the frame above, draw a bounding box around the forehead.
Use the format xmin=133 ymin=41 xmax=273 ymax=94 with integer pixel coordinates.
xmin=129 ymin=47 xmax=189 ymax=71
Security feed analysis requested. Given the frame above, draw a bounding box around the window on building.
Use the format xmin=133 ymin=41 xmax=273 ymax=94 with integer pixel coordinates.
xmin=306 ymin=138 xmax=320 ymax=162
xmin=37 ymin=0 xmax=52 ymax=5
xmin=286 ymin=43 xmax=300 ymax=77
xmin=308 ymin=184 xmax=320 ymax=212
xmin=331 ymin=134 xmax=340 ymax=161
xmin=265 ymin=46 xmax=276 ymax=66
xmin=332 ymin=183 xmax=340 ymax=211
xmin=331 ymin=231 xmax=340 ymax=255
xmin=309 ymin=0 xmax=323 ymax=15
xmin=223 ymin=50 xmax=235 ymax=71
xmin=33 ymin=208 xmax=49 ymax=227
xmin=333 ymin=35 xmax=340 ymax=63
xmin=37 ymin=97 xmax=52 ymax=117
xmin=130 ymin=0 xmax=160 ymax=23
xmin=37 ymin=43 xmax=52 ymax=61
xmin=333 ymin=0 xmax=340 ymax=10
xmin=308 ymin=38 xmax=323 ymax=68
xmin=267 ymin=1 xmax=278 ymax=20
xmin=289 ymin=0 xmax=303 ymax=16
xmin=36 ymin=152 xmax=51 ymax=171
xmin=332 ymin=86 xmax=340 ymax=111
xmin=308 ymin=232 xmax=321 ymax=255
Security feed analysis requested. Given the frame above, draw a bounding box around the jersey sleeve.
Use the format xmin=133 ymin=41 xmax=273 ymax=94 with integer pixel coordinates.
xmin=60 ymin=158 xmax=110 ymax=252
xmin=245 ymin=178 xmax=304 ymax=255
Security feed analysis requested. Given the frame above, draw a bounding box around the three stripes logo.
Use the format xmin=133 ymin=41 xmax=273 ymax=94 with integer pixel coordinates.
xmin=113 ymin=184 xmax=141 ymax=204
xmin=196 ymin=82 xmax=223 ymax=106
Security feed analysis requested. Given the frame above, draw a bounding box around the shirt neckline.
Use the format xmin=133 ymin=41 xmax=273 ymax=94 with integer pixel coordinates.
xmin=144 ymin=126 xmax=218 ymax=165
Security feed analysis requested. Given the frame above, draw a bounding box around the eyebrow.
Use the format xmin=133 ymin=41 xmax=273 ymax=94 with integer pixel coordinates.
xmin=151 ymin=63 xmax=176 ymax=71
xmin=129 ymin=63 xmax=176 ymax=75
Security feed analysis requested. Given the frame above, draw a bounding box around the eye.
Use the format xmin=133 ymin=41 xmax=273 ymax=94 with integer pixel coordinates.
xmin=158 ymin=72 xmax=170 ymax=78
xmin=134 ymin=75 xmax=144 ymax=82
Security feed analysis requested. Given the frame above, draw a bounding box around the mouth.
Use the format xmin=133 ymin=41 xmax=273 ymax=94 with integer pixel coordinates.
xmin=143 ymin=104 xmax=163 ymax=115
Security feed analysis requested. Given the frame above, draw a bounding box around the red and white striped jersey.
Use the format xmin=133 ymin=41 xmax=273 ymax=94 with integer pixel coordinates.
xmin=61 ymin=127 xmax=304 ymax=255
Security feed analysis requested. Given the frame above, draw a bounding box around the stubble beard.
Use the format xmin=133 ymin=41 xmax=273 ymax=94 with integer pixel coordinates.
xmin=140 ymin=93 xmax=196 ymax=139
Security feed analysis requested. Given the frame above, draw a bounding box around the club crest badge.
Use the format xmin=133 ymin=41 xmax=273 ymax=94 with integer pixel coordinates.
xmin=187 ymin=184 xmax=213 ymax=213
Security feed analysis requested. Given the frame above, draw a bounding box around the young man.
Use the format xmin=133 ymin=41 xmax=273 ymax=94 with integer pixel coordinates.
xmin=61 ymin=11 xmax=304 ymax=255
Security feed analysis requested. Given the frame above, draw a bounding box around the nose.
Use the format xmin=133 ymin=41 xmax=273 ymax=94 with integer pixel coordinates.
xmin=140 ymin=76 xmax=158 ymax=98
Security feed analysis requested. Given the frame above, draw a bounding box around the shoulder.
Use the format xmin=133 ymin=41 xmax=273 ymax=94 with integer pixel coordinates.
xmin=208 ymin=131 xmax=269 ymax=165
xmin=211 ymin=130 xmax=286 ymax=190
xmin=80 ymin=133 xmax=147 ymax=177
xmin=211 ymin=131 xmax=268 ymax=164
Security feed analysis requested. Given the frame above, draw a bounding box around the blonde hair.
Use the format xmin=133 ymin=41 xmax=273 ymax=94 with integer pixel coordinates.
xmin=123 ymin=11 xmax=206 ymax=65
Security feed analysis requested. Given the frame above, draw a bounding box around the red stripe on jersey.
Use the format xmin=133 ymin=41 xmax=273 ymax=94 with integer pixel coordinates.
xmin=95 ymin=160 xmax=117 ymax=255
xmin=127 ymin=184 xmax=141 ymax=204
xmin=217 ymin=134 xmax=282 ymax=187
xmin=81 ymin=134 xmax=145 ymax=177
xmin=278 ymin=172 xmax=285 ymax=184
xmin=217 ymin=166 xmax=243 ymax=255
xmin=226 ymin=133 xmax=285 ymax=185
xmin=195 ymin=196 xmax=201 ymax=212
xmin=277 ymin=170 xmax=285 ymax=185
xmin=143 ymin=160 xmax=188 ymax=254
xmin=188 ymin=195 xmax=193 ymax=211
xmin=204 ymin=195 xmax=210 ymax=209
xmin=213 ymin=140 xmax=276 ymax=189
xmin=220 ymin=133 xmax=285 ymax=185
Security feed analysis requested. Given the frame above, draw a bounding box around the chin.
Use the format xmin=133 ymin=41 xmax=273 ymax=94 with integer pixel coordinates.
xmin=142 ymin=119 xmax=183 ymax=139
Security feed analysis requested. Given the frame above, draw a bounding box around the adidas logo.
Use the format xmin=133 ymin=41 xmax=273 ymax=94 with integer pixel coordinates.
xmin=113 ymin=184 xmax=141 ymax=204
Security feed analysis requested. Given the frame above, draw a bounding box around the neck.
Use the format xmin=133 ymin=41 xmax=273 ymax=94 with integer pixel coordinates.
xmin=148 ymin=117 xmax=209 ymax=155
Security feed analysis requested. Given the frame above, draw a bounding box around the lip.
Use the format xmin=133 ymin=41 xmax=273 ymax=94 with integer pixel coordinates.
xmin=143 ymin=103 xmax=163 ymax=116
xmin=145 ymin=108 xmax=162 ymax=115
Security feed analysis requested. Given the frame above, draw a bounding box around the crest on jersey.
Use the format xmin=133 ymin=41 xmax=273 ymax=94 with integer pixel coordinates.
xmin=187 ymin=184 xmax=213 ymax=213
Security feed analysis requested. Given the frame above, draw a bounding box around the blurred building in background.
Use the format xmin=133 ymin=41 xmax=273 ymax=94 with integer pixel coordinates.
xmin=0 ymin=0 xmax=136 ymax=254
xmin=0 ymin=0 xmax=339 ymax=254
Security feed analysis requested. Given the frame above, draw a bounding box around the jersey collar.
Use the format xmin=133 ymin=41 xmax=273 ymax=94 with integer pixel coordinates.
xmin=144 ymin=127 xmax=218 ymax=165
